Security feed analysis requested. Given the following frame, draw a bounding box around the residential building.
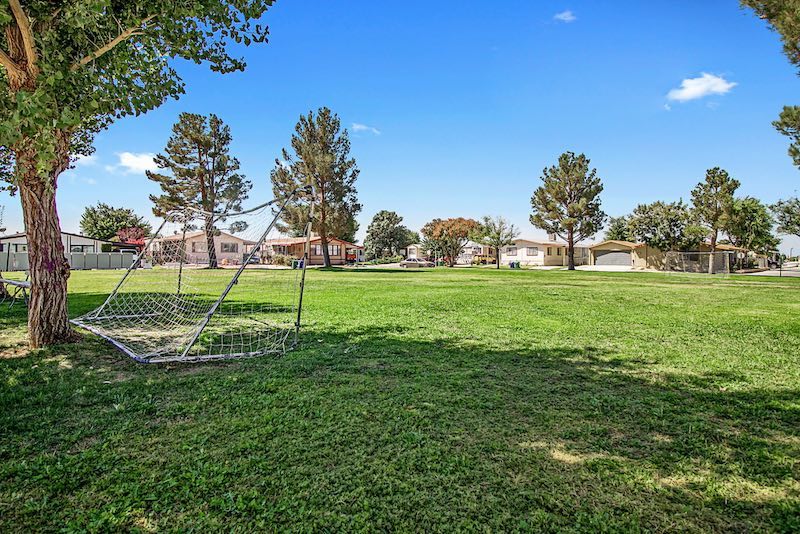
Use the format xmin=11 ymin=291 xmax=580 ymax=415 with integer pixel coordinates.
xmin=0 ymin=231 xmax=123 ymax=254
xmin=150 ymin=231 xmax=256 ymax=265
xmin=499 ymin=238 xmax=591 ymax=267
xmin=262 ymin=236 xmax=364 ymax=266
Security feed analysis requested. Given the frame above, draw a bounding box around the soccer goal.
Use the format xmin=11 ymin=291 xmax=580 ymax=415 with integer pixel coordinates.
xmin=72 ymin=188 xmax=313 ymax=363
xmin=664 ymin=251 xmax=733 ymax=275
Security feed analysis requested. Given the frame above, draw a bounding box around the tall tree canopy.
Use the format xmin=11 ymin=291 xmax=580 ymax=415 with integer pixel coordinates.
xmin=530 ymin=151 xmax=606 ymax=270
xmin=421 ymin=217 xmax=480 ymax=267
xmin=270 ymin=107 xmax=361 ymax=267
xmin=79 ymin=203 xmax=152 ymax=241
xmin=363 ymin=210 xmax=415 ymax=259
xmin=772 ymin=197 xmax=800 ymax=239
xmin=741 ymin=1 xmax=800 ymax=169
xmin=0 ymin=1 xmax=274 ymax=346
xmin=726 ymin=197 xmax=779 ymax=256
xmin=148 ymin=113 xmax=251 ymax=269
xmin=629 ymin=200 xmax=705 ymax=252
xmin=604 ymin=216 xmax=635 ymax=242
xmin=691 ymin=167 xmax=740 ymax=265
xmin=478 ymin=216 xmax=519 ymax=269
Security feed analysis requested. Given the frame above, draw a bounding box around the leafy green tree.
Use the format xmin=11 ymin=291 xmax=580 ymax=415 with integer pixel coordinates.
xmin=79 ymin=203 xmax=152 ymax=241
xmin=363 ymin=210 xmax=415 ymax=259
xmin=530 ymin=151 xmax=606 ymax=270
xmin=726 ymin=197 xmax=779 ymax=259
xmin=421 ymin=217 xmax=480 ymax=267
xmin=691 ymin=167 xmax=740 ymax=272
xmin=772 ymin=197 xmax=800 ymax=238
xmin=270 ymin=108 xmax=361 ymax=267
xmin=0 ymin=1 xmax=274 ymax=346
xmin=604 ymin=216 xmax=635 ymax=242
xmin=629 ymin=200 xmax=705 ymax=252
xmin=148 ymin=113 xmax=251 ymax=269
xmin=478 ymin=216 xmax=519 ymax=269
xmin=741 ymin=2 xmax=800 ymax=169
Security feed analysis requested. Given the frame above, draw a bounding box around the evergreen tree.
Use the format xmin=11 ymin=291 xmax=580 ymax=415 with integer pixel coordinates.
xmin=270 ymin=108 xmax=361 ymax=267
xmin=478 ymin=216 xmax=519 ymax=268
xmin=364 ymin=210 xmax=414 ymax=259
xmin=726 ymin=197 xmax=779 ymax=259
xmin=0 ymin=1 xmax=273 ymax=347
xmin=605 ymin=216 xmax=635 ymax=242
xmin=629 ymin=200 xmax=705 ymax=252
xmin=530 ymin=151 xmax=606 ymax=270
xmin=79 ymin=203 xmax=152 ymax=241
xmin=772 ymin=197 xmax=800 ymax=239
xmin=691 ymin=167 xmax=740 ymax=272
xmin=148 ymin=113 xmax=251 ymax=269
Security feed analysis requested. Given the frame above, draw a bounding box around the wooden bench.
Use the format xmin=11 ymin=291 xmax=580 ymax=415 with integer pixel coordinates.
xmin=0 ymin=277 xmax=31 ymax=309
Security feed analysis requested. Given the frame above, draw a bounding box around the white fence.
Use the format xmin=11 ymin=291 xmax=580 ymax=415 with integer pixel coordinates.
xmin=0 ymin=252 xmax=135 ymax=272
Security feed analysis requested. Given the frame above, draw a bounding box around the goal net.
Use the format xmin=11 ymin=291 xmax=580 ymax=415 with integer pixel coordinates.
xmin=72 ymin=189 xmax=312 ymax=363
xmin=664 ymin=251 xmax=733 ymax=275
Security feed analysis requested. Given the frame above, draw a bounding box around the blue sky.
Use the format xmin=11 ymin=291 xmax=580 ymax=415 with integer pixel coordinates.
xmin=2 ymin=0 xmax=799 ymax=252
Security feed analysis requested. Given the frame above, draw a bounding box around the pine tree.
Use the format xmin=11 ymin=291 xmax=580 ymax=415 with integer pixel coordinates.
xmin=691 ymin=167 xmax=740 ymax=273
xmin=147 ymin=113 xmax=251 ymax=269
xmin=604 ymin=216 xmax=635 ymax=242
xmin=530 ymin=152 xmax=606 ymax=270
xmin=270 ymin=108 xmax=361 ymax=267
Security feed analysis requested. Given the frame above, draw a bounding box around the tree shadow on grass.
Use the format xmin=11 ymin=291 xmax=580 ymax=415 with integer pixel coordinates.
xmin=1 ymin=324 xmax=798 ymax=531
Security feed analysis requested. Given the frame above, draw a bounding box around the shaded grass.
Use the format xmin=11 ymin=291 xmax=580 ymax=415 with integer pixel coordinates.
xmin=1 ymin=268 xmax=799 ymax=531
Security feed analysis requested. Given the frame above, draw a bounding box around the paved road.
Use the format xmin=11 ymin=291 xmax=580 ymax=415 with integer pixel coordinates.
xmin=743 ymin=269 xmax=800 ymax=278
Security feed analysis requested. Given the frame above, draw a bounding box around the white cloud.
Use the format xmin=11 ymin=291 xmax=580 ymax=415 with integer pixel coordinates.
xmin=667 ymin=73 xmax=736 ymax=102
xmin=115 ymin=152 xmax=158 ymax=174
xmin=553 ymin=10 xmax=576 ymax=23
xmin=74 ymin=154 xmax=97 ymax=166
xmin=352 ymin=123 xmax=381 ymax=135
xmin=84 ymin=177 xmax=97 ymax=185
xmin=663 ymin=103 xmax=672 ymax=111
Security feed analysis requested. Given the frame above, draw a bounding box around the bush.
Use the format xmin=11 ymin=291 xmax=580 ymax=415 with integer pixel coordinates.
xmin=271 ymin=254 xmax=293 ymax=267
xmin=100 ymin=243 xmax=113 ymax=253
xmin=364 ymin=255 xmax=404 ymax=265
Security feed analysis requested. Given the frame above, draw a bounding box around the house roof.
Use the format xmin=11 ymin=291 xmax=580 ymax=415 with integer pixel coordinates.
xmin=0 ymin=231 xmax=125 ymax=244
xmin=590 ymin=240 xmax=639 ymax=249
xmin=513 ymin=238 xmax=594 ymax=248
xmin=153 ymin=230 xmax=257 ymax=245
xmin=264 ymin=236 xmax=363 ymax=249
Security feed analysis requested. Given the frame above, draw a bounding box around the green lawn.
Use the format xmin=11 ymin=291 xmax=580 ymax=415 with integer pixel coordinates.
xmin=1 ymin=268 xmax=799 ymax=531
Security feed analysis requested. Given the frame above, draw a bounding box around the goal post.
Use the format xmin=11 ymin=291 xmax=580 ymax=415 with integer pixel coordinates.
xmin=72 ymin=187 xmax=313 ymax=363
xmin=664 ymin=251 xmax=733 ymax=275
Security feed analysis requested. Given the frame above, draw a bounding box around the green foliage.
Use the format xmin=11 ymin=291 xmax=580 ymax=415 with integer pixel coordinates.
xmin=270 ymin=253 xmax=293 ymax=267
xmin=772 ymin=197 xmax=800 ymax=238
xmin=270 ymin=108 xmax=362 ymax=252
xmin=363 ymin=210 xmax=415 ymax=259
xmin=0 ymin=1 xmax=275 ymax=187
xmin=148 ymin=112 xmax=251 ymax=268
xmin=629 ymin=200 xmax=705 ymax=252
xmin=691 ymin=167 xmax=740 ymax=246
xmin=420 ymin=217 xmax=480 ymax=267
xmin=79 ymin=202 xmax=152 ymax=241
xmin=772 ymin=106 xmax=800 ymax=169
xmin=604 ymin=216 xmax=635 ymax=242
xmin=726 ymin=197 xmax=779 ymax=253
xmin=477 ymin=216 xmax=519 ymax=267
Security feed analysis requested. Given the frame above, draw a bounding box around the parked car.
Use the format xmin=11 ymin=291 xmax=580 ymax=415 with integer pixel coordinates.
xmin=400 ymin=258 xmax=435 ymax=268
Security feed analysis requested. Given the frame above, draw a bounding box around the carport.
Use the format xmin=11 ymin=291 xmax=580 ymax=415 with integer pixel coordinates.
xmin=590 ymin=240 xmax=637 ymax=267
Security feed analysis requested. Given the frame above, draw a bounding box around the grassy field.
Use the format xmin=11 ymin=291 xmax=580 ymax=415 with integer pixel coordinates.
xmin=1 ymin=267 xmax=799 ymax=531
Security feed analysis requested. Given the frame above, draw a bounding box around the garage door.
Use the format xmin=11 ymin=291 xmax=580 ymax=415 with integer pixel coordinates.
xmin=594 ymin=250 xmax=631 ymax=266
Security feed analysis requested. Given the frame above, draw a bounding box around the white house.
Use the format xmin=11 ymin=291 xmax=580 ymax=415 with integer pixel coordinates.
xmin=150 ymin=230 xmax=256 ymax=265
xmin=500 ymin=238 xmax=592 ymax=267
xmin=0 ymin=231 xmax=119 ymax=254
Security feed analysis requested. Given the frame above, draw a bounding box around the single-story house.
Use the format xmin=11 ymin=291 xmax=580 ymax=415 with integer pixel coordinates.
xmin=262 ymin=236 xmax=364 ymax=266
xmin=500 ymin=238 xmax=591 ymax=267
xmin=590 ymin=240 xmax=746 ymax=270
xmin=149 ymin=230 xmax=257 ymax=265
xmin=0 ymin=231 xmax=123 ymax=254
xmin=457 ymin=241 xmax=493 ymax=265
xmin=405 ymin=243 xmax=426 ymax=259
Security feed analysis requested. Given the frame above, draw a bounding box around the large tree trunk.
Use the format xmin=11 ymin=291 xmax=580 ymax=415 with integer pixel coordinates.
xmin=567 ymin=232 xmax=576 ymax=270
xmin=496 ymin=246 xmax=500 ymax=269
xmin=16 ymin=135 xmax=79 ymax=347
xmin=708 ymin=232 xmax=717 ymax=274
xmin=320 ymin=234 xmax=331 ymax=267
xmin=204 ymin=214 xmax=218 ymax=268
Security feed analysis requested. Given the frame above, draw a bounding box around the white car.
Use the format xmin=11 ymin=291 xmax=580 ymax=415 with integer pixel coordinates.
xmin=399 ymin=258 xmax=435 ymax=268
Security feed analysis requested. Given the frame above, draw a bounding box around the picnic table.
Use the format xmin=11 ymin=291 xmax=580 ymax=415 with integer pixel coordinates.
xmin=0 ymin=277 xmax=30 ymax=308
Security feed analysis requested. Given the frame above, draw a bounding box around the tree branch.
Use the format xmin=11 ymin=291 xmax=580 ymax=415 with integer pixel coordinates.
xmin=0 ymin=47 xmax=23 ymax=79
xmin=71 ymin=15 xmax=156 ymax=71
xmin=8 ymin=0 xmax=38 ymax=68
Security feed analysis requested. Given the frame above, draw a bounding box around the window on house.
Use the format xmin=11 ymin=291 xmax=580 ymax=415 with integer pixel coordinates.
xmin=526 ymin=247 xmax=538 ymax=256
xmin=14 ymin=244 xmax=28 ymax=253
xmin=192 ymin=241 xmax=208 ymax=253
xmin=506 ymin=247 xmax=517 ymax=256
xmin=221 ymin=242 xmax=239 ymax=253
xmin=557 ymin=248 xmax=562 ymax=256
xmin=70 ymin=245 xmax=94 ymax=253
xmin=547 ymin=247 xmax=552 ymax=255
xmin=329 ymin=245 xmax=341 ymax=256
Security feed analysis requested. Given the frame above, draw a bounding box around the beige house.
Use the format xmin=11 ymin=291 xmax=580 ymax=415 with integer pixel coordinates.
xmin=263 ymin=236 xmax=364 ymax=266
xmin=500 ymin=238 xmax=591 ymax=267
xmin=150 ymin=231 xmax=256 ymax=265
xmin=590 ymin=240 xmax=745 ymax=270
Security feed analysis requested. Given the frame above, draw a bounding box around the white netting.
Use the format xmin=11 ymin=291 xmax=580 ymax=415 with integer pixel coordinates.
xmin=72 ymin=196 xmax=311 ymax=363
xmin=665 ymin=251 xmax=733 ymax=275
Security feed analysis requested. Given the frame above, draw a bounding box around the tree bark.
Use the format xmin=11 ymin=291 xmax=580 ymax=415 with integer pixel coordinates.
xmin=204 ymin=214 xmax=218 ymax=268
xmin=16 ymin=134 xmax=79 ymax=347
xmin=496 ymin=246 xmax=500 ymax=269
xmin=708 ymin=232 xmax=717 ymax=274
xmin=567 ymin=231 xmax=576 ymax=270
